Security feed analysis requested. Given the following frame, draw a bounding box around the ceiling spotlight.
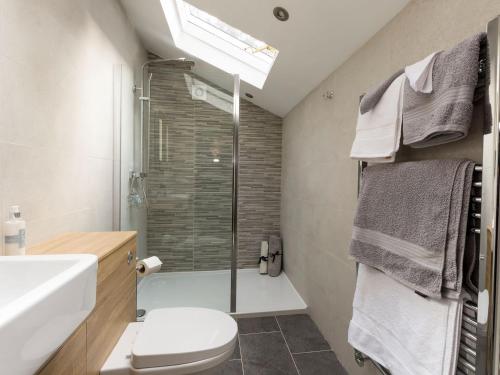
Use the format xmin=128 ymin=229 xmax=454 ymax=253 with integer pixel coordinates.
xmin=273 ymin=6 xmax=289 ymax=22
xmin=245 ymin=93 xmax=254 ymax=99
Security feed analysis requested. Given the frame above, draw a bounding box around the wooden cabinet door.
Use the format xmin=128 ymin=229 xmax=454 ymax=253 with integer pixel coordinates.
xmin=86 ymin=239 xmax=137 ymax=375
xmin=38 ymin=324 xmax=86 ymax=375
xmin=34 ymin=236 xmax=137 ymax=375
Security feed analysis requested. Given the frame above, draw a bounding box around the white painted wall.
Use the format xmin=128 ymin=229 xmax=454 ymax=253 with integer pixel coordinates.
xmin=0 ymin=0 xmax=146 ymax=252
xmin=281 ymin=0 xmax=500 ymax=373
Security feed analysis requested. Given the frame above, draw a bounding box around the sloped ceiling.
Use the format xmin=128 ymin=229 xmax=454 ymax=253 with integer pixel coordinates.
xmin=120 ymin=0 xmax=409 ymax=117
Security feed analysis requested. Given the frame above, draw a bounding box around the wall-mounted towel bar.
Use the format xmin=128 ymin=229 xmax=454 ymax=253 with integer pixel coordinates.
xmin=457 ymin=268 xmax=480 ymax=374
xmin=352 ymin=15 xmax=500 ymax=375
xmin=354 ymin=349 xmax=391 ymax=374
xmin=353 ymin=162 xmax=482 ymax=375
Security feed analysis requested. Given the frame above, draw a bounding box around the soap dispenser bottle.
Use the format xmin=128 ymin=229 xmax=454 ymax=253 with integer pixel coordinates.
xmin=4 ymin=206 xmax=26 ymax=256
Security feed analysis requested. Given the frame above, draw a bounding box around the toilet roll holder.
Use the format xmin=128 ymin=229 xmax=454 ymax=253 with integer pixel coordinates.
xmin=136 ymin=263 xmax=146 ymax=273
xmin=129 ymin=252 xmax=147 ymax=272
xmin=135 ymin=255 xmax=163 ymax=276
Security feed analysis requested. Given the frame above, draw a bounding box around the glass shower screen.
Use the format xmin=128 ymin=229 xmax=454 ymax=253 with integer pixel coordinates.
xmin=121 ymin=59 xmax=239 ymax=317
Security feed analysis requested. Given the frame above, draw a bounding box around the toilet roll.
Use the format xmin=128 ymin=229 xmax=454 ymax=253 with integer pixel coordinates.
xmin=136 ymin=256 xmax=163 ymax=276
xmin=259 ymin=241 xmax=269 ymax=275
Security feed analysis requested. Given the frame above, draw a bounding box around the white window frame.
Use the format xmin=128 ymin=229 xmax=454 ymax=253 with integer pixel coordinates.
xmin=161 ymin=0 xmax=278 ymax=89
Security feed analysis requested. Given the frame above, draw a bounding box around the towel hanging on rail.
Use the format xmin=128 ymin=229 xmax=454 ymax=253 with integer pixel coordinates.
xmin=405 ymin=51 xmax=439 ymax=93
xmin=349 ymin=264 xmax=463 ymax=375
xmin=350 ymin=159 xmax=475 ymax=298
xmin=358 ymin=33 xmax=489 ymax=153
xmin=359 ymin=69 xmax=405 ymax=115
xmin=358 ymin=50 xmax=440 ymax=113
xmin=403 ymin=33 xmax=487 ymax=148
xmin=350 ymin=73 xmax=405 ymax=163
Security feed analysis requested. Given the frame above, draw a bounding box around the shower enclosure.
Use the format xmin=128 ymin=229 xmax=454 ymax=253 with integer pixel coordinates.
xmin=115 ymin=57 xmax=305 ymax=317
xmin=127 ymin=58 xmax=240 ymax=314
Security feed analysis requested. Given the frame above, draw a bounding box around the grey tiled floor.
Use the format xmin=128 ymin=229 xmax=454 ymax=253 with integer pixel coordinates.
xmin=212 ymin=314 xmax=348 ymax=375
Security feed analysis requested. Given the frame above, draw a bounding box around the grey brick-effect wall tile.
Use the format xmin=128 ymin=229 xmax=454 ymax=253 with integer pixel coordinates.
xmin=238 ymin=101 xmax=282 ymax=268
xmin=146 ymin=63 xmax=282 ymax=271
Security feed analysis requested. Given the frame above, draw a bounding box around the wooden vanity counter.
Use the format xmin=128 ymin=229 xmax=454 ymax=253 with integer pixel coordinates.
xmin=29 ymin=231 xmax=137 ymax=375
xmin=29 ymin=231 xmax=136 ymax=260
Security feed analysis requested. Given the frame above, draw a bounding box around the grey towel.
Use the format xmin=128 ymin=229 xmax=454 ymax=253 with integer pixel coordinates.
xmin=442 ymin=161 xmax=475 ymax=297
xmin=268 ymin=235 xmax=283 ymax=277
xmin=464 ymin=232 xmax=479 ymax=295
xmin=403 ymin=33 xmax=486 ymax=148
xmin=359 ymin=68 xmax=405 ymax=114
xmin=350 ymin=159 xmax=474 ymax=298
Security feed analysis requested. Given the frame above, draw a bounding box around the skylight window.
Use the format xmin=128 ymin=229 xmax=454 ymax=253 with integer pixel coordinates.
xmin=183 ymin=3 xmax=278 ymax=62
xmin=161 ymin=0 xmax=279 ymax=88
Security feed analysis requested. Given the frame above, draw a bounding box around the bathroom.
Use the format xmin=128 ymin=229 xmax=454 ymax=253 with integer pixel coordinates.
xmin=1 ymin=0 xmax=500 ymax=374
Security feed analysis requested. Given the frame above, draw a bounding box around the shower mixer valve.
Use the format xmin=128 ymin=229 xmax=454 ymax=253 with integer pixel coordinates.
xmin=128 ymin=171 xmax=149 ymax=208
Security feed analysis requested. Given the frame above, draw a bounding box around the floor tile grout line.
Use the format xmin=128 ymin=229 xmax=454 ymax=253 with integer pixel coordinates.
xmin=275 ymin=315 xmax=302 ymax=375
xmin=292 ymin=349 xmax=333 ymax=355
xmin=237 ymin=331 xmax=245 ymax=375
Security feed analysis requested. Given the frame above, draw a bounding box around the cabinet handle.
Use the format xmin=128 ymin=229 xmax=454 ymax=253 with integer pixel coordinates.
xmin=127 ymin=251 xmax=134 ymax=265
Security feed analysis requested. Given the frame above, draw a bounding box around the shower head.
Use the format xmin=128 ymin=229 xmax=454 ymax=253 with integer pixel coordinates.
xmin=135 ymin=57 xmax=195 ymax=95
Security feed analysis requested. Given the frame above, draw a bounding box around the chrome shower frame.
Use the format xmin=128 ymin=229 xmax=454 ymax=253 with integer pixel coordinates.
xmin=230 ymin=75 xmax=240 ymax=312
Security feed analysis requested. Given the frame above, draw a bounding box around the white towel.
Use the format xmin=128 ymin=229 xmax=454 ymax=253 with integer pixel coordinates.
xmin=350 ymin=73 xmax=405 ymax=163
xmin=348 ymin=264 xmax=462 ymax=375
xmin=405 ymin=52 xmax=439 ymax=93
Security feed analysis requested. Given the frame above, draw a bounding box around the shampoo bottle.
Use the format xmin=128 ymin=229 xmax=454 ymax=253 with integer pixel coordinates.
xmin=4 ymin=206 xmax=26 ymax=256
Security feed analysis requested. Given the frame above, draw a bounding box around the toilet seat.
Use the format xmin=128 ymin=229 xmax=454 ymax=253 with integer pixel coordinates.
xmin=100 ymin=307 xmax=238 ymax=375
xmin=132 ymin=307 xmax=238 ymax=369
xmin=130 ymin=347 xmax=234 ymax=375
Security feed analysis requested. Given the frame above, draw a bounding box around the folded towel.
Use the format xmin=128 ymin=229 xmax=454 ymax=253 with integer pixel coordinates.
xmin=405 ymin=52 xmax=439 ymax=93
xmin=348 ymin=264 xmax=462 ymax=375
xmin=359 ymin=69 xmax=405 ymax=114
xmin=403 ymin=33 xmax=486 ymax=148
xmin=350 ymin=73 xmax=405 ymax=163
xmin=350 ymin=159 xmax=474 ymax=298
xmin=268 ymin=235 xmax=283 ymax=277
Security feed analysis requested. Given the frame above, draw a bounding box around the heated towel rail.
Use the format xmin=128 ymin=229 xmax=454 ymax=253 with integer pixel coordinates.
xmin=457 ymin=165 xmax=482 ymax=375
xmin=354 ymin=165 xmax=482 ymax=375
xmin=352 ymin=15 xmax=500 ymax=375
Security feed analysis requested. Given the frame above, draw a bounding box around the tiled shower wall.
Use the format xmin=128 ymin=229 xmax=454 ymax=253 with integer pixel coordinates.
xmin=147 ymin=63 xmax=282 ymax=271
xmin=238 ymin=100 xmax=282 ymax=268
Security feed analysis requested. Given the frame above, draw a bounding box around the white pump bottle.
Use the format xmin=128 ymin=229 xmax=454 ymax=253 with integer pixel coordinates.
xmin=4 ymin=206 xmax=26 ymax=256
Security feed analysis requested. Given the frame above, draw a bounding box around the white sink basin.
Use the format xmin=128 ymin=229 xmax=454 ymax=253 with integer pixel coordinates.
xmin=0 ymin=254 xmax=98 ymax=375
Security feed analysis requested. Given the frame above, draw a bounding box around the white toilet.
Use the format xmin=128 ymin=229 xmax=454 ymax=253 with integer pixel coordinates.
xmin=101 ymin=307 xmax=238 ymax=375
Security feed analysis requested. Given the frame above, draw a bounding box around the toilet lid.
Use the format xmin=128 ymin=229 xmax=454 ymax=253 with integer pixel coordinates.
xmin=131 ymin=307 xmax=238 ymax=369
